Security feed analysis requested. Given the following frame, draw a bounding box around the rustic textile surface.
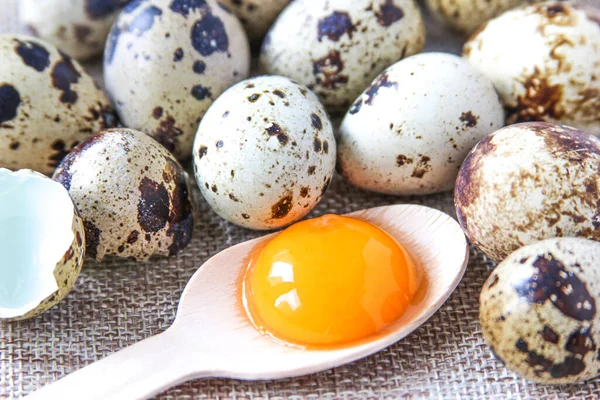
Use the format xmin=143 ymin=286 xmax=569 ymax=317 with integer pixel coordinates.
xmin=1 ymin=0 xmax=599 ymax=398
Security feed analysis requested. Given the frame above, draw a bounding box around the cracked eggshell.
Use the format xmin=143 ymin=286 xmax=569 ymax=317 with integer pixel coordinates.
xmin=104 ymin=0 xmax=251 ymax=160
xmin=480 ymin=237 xmax=600 ymax=384
xmin=0 ymin=34 xmax=117 ymax=175
xmin=53 ymin=128 xmax=194 ymax=262
xmin=193 ymin=75 xmax=336 ymax=230
xmin=455 ymin=122 xmax=600 ymax=263
xmin=260 ymin=0 xmax=425 ymax=114
xmin=20 ymin=0 xmax=131 ymax=61
xmin=338 ymin=52 xmax=505 ymax=196
xmin=0 ymin=169 xmax=85 ymax=321
xmin=463 ymin=1 xmax=600 ymax=136
xmin=219 ymin=0 xmax=290 ymax=43
xmin=425 ymin=0 xmax=528 ymax=35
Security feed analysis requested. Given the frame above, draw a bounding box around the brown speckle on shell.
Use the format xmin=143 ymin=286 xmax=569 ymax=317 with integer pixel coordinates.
xmin=153 ymin=106 xmax=163 ymax=119
xmin=311 ymin=113 xmax=322 ymax=130
xmin=155 ymin=115 xmax=183 ymax=154
xmin=460 ymin=111 xmax=479 ymax=127
xmin=317 ymin=11 xmax=356 ymax=42
xmin=507 ymin=67 xmax=565 ymax=124
xmin=313 ymin=137 xmax=322 ymax=153
xmin=411 ymin=155 xmax=431 ymax=178
xmin=198 ymin=145 xmax=208 ymax=159
xmin=396 ymin=154 xmax=413 ymax=167
xmin=312 ymin=50 xmax=348 ymax=90
xmin=51 ymin=51 xmax=81 ymax=104
xmin=83 ymin=220 xmax=101 ymax=260
xmin=375 ymin=0 xmax=404 ymax=27
xmin=516 ymin=253 xmax=596 ymax=321
xmin=271 ymin=193 xmax=293 ymax=219
xmin=541 ymin=326 xmax=560 ymax=344
xmin=137 ymin=177 xmax=171 ymax=233
xmin=364 ymin=72 xmax=397 ymax=106
xmin=266 ymin=123 xmax=288 ymax=145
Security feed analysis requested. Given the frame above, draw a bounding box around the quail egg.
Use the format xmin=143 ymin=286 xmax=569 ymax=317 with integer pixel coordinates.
xmin=104 ymin=0 xmax=251 ymax=160
xmin=463 ymin=1 xmax=600 ymax=135
xmin=0 ymin=168 xmax=85 ymax=321
xmin=193 ymin=75 xmax=336 ymax=230
xmin=0 ymin=34 xmax=117 ymax=175
xmin=338 ymin=52 xmax=505 ymax=196
xmin=20 ymin=0 xmax=131 ymax=61
xmin=425 ymin=0 xmax=528 ymax=35
xmin=53 ymin=128 xmax=194 ymax=261
xmin=480 ymin=237 xmax=600 ymax=384
xmin=260 ymin=0 xmax=425 ymax=114
xmin=455 ymin=122 xmax=600 ymax=262
xmin=219 ymin=0 xmax=290 ymax=44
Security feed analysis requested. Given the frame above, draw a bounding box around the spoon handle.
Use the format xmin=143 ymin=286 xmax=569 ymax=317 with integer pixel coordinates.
xmin=25 ymin=328 xmax=205 ymax=400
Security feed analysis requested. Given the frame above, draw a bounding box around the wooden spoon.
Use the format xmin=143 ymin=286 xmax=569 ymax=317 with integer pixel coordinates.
xmin=26 ymin=204 xmax=468 ymax=400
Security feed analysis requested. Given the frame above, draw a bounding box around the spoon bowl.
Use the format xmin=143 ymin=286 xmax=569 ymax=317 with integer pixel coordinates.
xmin=26 ymin=204 xmax=468 ymax=400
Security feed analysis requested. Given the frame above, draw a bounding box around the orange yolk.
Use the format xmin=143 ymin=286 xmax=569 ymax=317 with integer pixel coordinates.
xmin=243 ymin=214 xmax=419 ymax=347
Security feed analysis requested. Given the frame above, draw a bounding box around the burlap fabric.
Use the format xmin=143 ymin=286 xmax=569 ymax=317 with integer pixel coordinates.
xmin=2 ymin=0 xmax=600 ymax=398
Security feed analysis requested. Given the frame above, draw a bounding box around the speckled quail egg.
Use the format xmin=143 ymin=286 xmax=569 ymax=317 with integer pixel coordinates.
xmin=20 ymin=0 xmax=131 ymax=61
xmin=338 ymin=52 xmax=504 ymax=196
xmin=193 ymin=75 xmax=336 ymax=230
xmin=104 ymin=0 xmax=251 ymax=160
xmin=455 ymin=122 xmax=600 ymax=263
xmin=0 ymin=168 xmax=85 ymax=321
xmin=463 ymin=1 xmax=600 ymax=136
xmin=219 ymin=0 xmax=290 ymax=44
xmin=260 ymin=0 xmax=425 ymax=114
xmin=425 ymin=0 xmax=529 ymax=35
xmin=53 ymin=128 xmax=194 ymax=262
xmin=480 ymin=237 xmax=600 ymax=384
xmin=0 ymin=34 xmax=117 ymax=175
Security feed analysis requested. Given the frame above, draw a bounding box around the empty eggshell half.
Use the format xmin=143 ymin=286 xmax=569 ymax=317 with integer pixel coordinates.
xmin=20 ymin=0 xmax=130 ymax=61
xmin=0 ymin=168 xmax=85 ymax=321
xmin=480 ymin=237 xmax=600 ymax=384
xmin=463 ymin=1 xmax=600 ymax=135
xmin=53 ymin=128 xmax=195 ymax=262
xmin=338 ymin=52 xmax=505 ymax=196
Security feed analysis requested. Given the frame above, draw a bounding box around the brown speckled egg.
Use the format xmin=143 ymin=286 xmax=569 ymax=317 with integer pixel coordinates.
xmin=260 ymin=0 xmax=425 ymax=114
xmin=480 ymin=237 xmax=600 ymax=384
xmin=455 ymin=122 xmax=600 ymax=262
xmin=0 ymin=168 xmax=85 ymax=321
xmin=425 ymin=0 xmax=528 ymax=35
xmin=20 ymin=0 xmax=131 ymax=61
xmin=463 ymin=1 xmax=600 ymax=135
xmin=0 ymin=34 xmax=117 ymax=175
xmin=53 ymin=128 xmax=194 ymax=262
xmin=219 ymin=0 xmax=290 ymax=43
xmin=193 ymin=75 xmax=336 ymax=230
xmin=104 ymin=0 xmax=250 ymax=160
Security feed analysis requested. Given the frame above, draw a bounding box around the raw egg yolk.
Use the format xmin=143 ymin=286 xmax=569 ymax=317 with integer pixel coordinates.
xmin=243 ymin=214 xmax=419 ymax=346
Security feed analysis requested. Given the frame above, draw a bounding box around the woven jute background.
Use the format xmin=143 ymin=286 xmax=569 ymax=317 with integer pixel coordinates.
xmin=2 ymin=0 xmax=600 ymax=398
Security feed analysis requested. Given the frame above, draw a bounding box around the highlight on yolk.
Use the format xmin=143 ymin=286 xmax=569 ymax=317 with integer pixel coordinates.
xmin=242 ymin=214 xmax=419 ymax=347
